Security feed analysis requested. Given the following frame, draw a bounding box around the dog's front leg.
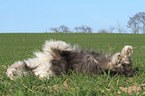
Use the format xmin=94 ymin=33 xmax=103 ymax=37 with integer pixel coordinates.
xmin=120 ymin=45 xmax=135 ymax=76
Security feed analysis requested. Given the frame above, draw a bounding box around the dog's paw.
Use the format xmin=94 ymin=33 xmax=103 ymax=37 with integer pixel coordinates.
xmin=120 ymin=45 xmax=133 ymax=66
xmin=121 ymin=45 xmax=133 ymax=58
xmin=110 ymin=52 xmax=124 ymax=71
xmin=111 ymin=53 xmax=122 ymax=66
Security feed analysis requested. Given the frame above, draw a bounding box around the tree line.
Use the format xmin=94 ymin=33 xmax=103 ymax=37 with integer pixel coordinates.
xmin=50 ymin=25 xmax=93 ymax=33
xmin=49 ymin=12 xmax=145 ymax=34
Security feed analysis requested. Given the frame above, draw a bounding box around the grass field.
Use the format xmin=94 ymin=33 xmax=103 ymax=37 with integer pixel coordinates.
xmin=0 ymin=33 xmax=145 ymax=95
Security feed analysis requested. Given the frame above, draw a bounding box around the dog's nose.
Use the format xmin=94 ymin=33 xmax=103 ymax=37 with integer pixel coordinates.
xmin=127 ymin=70 xmax=135 ymax=76
xmin=128 ymin=72 xmax=135 ymax=77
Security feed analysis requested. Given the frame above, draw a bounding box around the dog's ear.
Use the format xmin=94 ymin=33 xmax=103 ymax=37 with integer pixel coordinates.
xmin=22 ymin=60 xmax=31 ymax=71
xmin=23 ymin=60 xmax=28 ymax=65
xmin=23 ymin=60 xmax=38 ymax=71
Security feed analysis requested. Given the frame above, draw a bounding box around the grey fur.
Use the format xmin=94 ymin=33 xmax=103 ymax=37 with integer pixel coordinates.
xmin=50 ymin=48 xmax=135 ymax=76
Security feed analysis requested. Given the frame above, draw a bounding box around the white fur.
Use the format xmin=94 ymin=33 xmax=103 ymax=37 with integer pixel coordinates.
xmin=121 ymin=45 xmax=133 ymax=58
xmin=7 ymin=39 xmax=71 ymax=80
xmin=109 ymin=52 xmax=121 ymax=70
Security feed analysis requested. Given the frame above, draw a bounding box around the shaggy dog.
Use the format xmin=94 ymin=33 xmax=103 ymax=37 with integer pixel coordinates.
xmin=6 ymin=40 xmax=135 ymax=80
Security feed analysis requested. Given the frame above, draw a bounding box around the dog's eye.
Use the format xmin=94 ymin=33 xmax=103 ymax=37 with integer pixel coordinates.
xmin=65 ymin=46 xmax=69 ymax=49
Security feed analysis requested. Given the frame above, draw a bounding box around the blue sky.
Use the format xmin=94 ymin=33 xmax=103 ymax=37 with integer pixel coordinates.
xmin=0 ymin=0 xmax=145 ymax=33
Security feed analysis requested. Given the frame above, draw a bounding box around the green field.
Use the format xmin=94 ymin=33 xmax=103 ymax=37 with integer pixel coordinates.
xmin=0 ymin=33 xmax=145 ymax=95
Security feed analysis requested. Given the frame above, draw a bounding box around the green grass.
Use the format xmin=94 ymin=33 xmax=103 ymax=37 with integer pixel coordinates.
xmin=0 ymin=33 xmax=145 ymax=95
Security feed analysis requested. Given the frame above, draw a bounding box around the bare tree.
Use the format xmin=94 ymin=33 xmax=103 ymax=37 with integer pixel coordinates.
xmin=50 ymin=28 xmax=59 ymax=33
xmin=98 ymin=29 xmax=108 ymax=33
xmin=86 ymin=26 xmax=92 ymax=33
xmin=109 ymin=26 xmax=115 ymax=33
xmin=127 ymin=12 xmax=145 ymax=34
xmin=117 ymin=23 xmax=127 ymax=33
xmin=74 ymin=25 xmax=92 ymax=33
xmin=50 ymin=25 xmax=71 ymax=33
xmin=59 ymin=25 xmax=70 ymax=33
xmin=74 ymin=27 xmax=80 ymax=33
xmin=117 ymin=23 xmax=122 ymax=33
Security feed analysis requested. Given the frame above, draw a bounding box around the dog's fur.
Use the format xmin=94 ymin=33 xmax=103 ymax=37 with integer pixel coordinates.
xmin=6 ymin=40 xmax=135 ymax=80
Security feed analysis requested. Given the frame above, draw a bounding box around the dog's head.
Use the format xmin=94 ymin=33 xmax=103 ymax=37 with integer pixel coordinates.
xmin=6 ymin=61 xmax=33 ymax=80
